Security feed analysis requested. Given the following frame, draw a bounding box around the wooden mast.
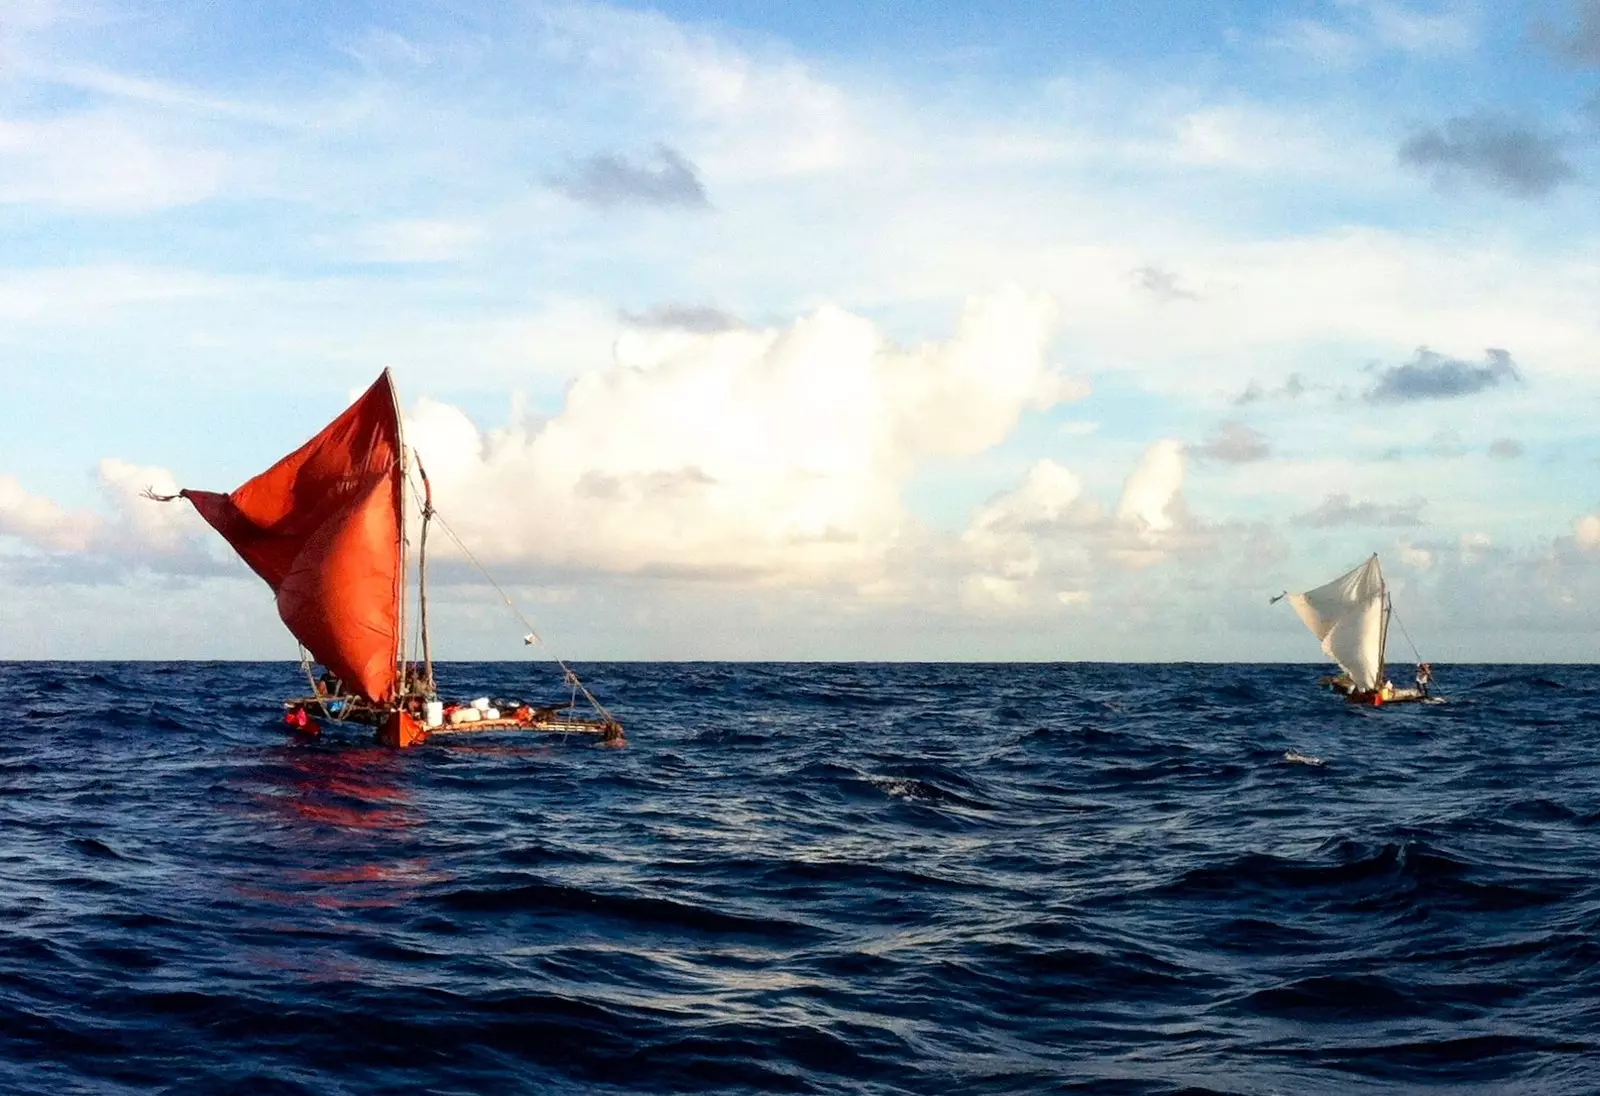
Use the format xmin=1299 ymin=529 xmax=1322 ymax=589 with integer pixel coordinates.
xmin=417 ymin=457 xmax=435 ymax=693
xmin=387 ymin=368 xmax=410 ymax=701
xmin=1376 ymin=555 xmax=1389 ymax=692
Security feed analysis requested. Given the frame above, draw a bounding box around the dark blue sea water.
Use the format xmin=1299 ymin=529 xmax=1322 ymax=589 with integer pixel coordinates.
xmin=1 ymin=661 xmax=1597 ymax=1095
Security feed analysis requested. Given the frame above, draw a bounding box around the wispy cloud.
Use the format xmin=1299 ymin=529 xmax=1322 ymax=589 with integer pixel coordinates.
xmin=1134 ymin=265 xmax=1198 ymax=302
xmin=0 ymin=112 xmax=230 ymax=212
xmin=1365 ymin=347 xmax=1520 ymax=403
xmin=1428 ymin=428 xmax=1468 ymax=458
xmin=1398 ymin=113 xmax=1574 ymax=197
xmin=1192 ymin=420 xmax=1269 ymax=464
xmin=1489 ymin=437 xmax=1525 ymax=459
xmin=1293 ymin=492 xmax=1427 ymax=527
xmin=550 ymin=144 xmax=710 ymax=209
xmin=620 ymin=304 xmax=744 ymax=333
xmin=1535 ymin=0 xmax=1600 ymax=65
xmin=341 ymin=219 xmax=485 ymax=264
xmin=1267 ymin=0 xmax=1477 ymax=67
xmin=1234 ymin=373 xmax=1307 ymax=406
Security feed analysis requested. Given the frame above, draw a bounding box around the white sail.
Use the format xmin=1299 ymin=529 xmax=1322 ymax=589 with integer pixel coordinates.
xmin=1287 ymin=555 xmax=1387 ymax=690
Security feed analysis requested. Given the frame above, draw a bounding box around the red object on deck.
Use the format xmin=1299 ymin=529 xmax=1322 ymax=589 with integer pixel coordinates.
xmin=378 ymin=710 xmax=427 ymax=749
xmin=177 ymin=372 xmax=404 ymax=703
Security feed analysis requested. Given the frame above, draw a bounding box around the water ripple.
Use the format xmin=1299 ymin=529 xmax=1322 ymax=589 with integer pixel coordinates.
xmin=0 ymin=661 xmax=1598 ymax=1093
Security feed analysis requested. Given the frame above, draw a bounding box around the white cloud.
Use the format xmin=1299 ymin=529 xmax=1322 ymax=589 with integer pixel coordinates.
xmin=1459 ymin=530 xmax=1493 ymax=563
xmin=0 ymin=264 xmax=230 ymax=325
xmin=1397 ymin=538 xmax=1435 ymax=569
xmin=91 ymin=458 xmax=204 ymax=558
xmin=0 ymin=475 xmax=97 ymax=550
xmin=959 ymin=440 xmax=1194 ymax=611
xmin=1267 ymin=1 xmax=1477 ymax=67
xmin=1115 ymin=439 xmax=1185 ymax=536
xmin=1356 ymin=0 xmax=1476 ymax=55
xmin=0 ymin=113 xmax=228 ymax=212
xmin=1 ymin=0 xmax=1597 ymax=661
xmin=340 ymin=219 xmax=486 ymax=264
xmin=1575 ymin=514 xmax=1600 ymax=551
xmin=0 ymin=460 xmax=216 ymax=569
xmin=968 ymin=460 xmax=1091 ymax=534
xmin=961 ymin=459 xmax=1097 ymax=600
xmin=532 ymin=1 xmax=855 ymax=183
xmin=407 ymin=286 xmax=1077 ymax=583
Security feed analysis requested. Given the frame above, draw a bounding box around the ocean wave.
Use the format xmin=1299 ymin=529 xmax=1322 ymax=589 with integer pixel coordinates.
xmin=0 ymin=661 xmax=1596 ymax=1093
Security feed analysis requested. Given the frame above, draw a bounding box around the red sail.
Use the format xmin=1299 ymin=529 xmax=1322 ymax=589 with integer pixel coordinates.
xmin=181 ymin=372 xmax=404 ymax=702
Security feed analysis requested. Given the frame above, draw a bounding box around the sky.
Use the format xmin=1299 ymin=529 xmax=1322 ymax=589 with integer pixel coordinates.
xmin=4 ymin=0 xmax=1600 ymax=663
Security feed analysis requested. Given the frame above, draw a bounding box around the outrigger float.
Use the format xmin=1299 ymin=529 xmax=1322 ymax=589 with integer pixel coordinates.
xmin=148 ymin=369 xmax=622 ymax=748
xmin=1275 ymin=553 xmax=1439 ymax=707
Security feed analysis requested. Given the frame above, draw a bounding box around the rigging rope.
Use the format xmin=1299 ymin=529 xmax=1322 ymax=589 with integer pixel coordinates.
xmin=1388 ymin=604 xmax=1424 ymax=664
xmin=403 ymin=471 xmax=617 ymax=725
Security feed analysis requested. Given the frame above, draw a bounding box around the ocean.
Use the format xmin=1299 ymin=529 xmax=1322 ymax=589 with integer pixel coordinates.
xmin=1 ymin=660 xmax=1596 ymax=1094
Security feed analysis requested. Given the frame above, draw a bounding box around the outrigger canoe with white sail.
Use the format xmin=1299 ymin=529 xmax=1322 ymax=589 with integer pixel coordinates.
xmin=147 ymin=369 xmax=623 ymax=748
xmin=1276 ymin=554 xmax=1437 ymax=707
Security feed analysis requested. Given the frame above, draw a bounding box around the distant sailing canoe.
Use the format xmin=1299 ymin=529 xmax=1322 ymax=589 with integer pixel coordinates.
xmin=149 ymin=369 xmax=622 ymax=747
xmin=1282 ymin=554 xmax=1437 ymax=706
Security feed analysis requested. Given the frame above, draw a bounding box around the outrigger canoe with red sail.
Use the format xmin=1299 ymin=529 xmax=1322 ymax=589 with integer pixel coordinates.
xmin=148 ymin=369 xmax=622 ymax=748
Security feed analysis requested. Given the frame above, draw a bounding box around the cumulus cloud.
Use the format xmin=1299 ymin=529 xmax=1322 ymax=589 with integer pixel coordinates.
xmin=1365 ymin=347 xmax=1520 ymax=403
xmin=1398 ymin=114 xmax=1574 ymax=198
xmin=1488 ymin=437 xmax=1524 ymax=459
xmin=406 ymin=286 xmax=1080 ymax=584
xmin=0 ymin=460 xmax=221 ymax=577
xmin=967 ymin=460 xmax=1096 ymax=539
xmin=958 ymin=440 xmax=1192 ymax=608
xmin=1293 ymin=492 xmax=1426 ymax=527
xmin=1192 ymin=420 xmax=1269 ymax=464
xmin=1115 ymin=440 xmax=1186 ymax=536
xmin=959 ymin=460 xmax=1097 ymax=605
xmin=549 ymin=144 xmax=710 ymax=209
xmin=0 ymin=475 xmax=97 ymax=550
xmin=7 ymin=284 xmax=1066 ymax=595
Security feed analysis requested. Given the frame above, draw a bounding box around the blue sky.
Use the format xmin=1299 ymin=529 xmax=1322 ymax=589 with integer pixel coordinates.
xmin=5 ymin=0 xmax=1600 ymax=663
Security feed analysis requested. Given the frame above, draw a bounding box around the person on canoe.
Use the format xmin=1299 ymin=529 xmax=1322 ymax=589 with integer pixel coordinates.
xmin=1415 ymin=662 xmax=1433 ymax=696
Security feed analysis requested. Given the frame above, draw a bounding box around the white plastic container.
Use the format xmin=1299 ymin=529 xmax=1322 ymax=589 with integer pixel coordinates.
xmin=424 ymin=700 xmax=443 ymax=727
xmin=450 ymin=707 xmax=481 ymax=725
xmin=483 ymin=707 xmax=500 ymax=721
xmin=471 ymin=697 xmax=491 ymax=711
